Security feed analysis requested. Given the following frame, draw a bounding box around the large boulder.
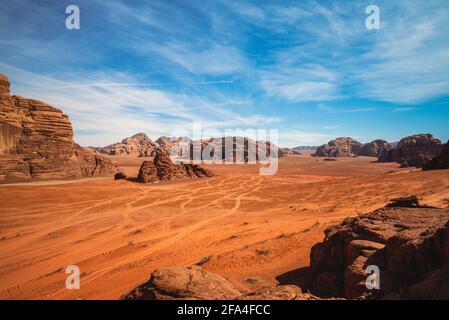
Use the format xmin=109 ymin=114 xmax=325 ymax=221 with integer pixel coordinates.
xmin=359 ymin=139 xmax=392 ymax=157
xmin=97 ymin=133 xmax=158 ymax=157
xmin=379 ymin=134 xmax=442 ymax=167
xmin=0 ymin=74 xmax=117 ymax=181
xmin=314 ymin=137 xmax=363 ymax=157
xmin=137 ymin=149 xmax=213 ymax=183
xmin=123 ymin=266 xmax=241 ymax=300
xmin=422 ymin=141 xmax=449 ymax=171
xmin=308 ymin=198 xmax=449 ymax=299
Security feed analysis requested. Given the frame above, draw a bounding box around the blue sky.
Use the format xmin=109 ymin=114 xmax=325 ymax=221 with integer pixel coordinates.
xmin=1 ymin=0 xmax=448 ymax=147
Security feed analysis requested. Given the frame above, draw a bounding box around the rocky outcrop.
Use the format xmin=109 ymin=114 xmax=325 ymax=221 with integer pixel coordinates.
xmin=0 ymin=74 xmax=117 ymax=181
xmin=123 ymin=266 xmax=241 ymax=300
xmin=422 ymin=141 xmax=449 ymax=171
xmin=98 ymin=133 xmax=158 ymax=157
xmin=359 ymin=139 xmax=391 ymax=157
xmin=123 ymin=266 xmax=317 ymax=300
xmin=314 ymin=137 xmax=363 ymax=157
xmin=114 ymin=172 xmax=127 ymax=180
xmin=279 ymin=148 xmax=293 ymax=156
xmin=137 ymin=149 xmax=213 ymax=183
xmin=379 ymin=134 xmax=442 ymax=167
xmin=308 ymin=198 xmax=449 ymax=299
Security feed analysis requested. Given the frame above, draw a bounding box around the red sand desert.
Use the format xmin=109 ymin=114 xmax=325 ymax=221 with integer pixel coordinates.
xmin=1 ymin=154 xmax=449 ymax=299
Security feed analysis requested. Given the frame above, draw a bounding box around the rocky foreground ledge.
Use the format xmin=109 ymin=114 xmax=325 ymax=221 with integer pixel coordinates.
xmin=124 ymin=197 xmax=449 ymax=300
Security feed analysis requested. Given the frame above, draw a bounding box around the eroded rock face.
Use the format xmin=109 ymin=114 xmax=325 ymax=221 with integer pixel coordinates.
xmin=314 ymin=137 xmax=363 ymax=157
xmin=0 ymin=74 xmax=116 ymax=181
xmin=123 ymin=266 xmax=241 ymax=300
xmin=98 ymin=133 xmax=158 ymax=157
xmin=379 ymin=134 xmax=442 ymax=167
xmin=123 ymin=266 xmax=317 ymax=300
xmin=279 ymin=148 xmax=293 ymax=156
xmin=359 ymin=139 xmax=392 ymax=157
xmin=137 ymin=149 xmax=213 ymax=183
xmin=423 ymin=141 xmax=449 ymax=171
xmin=308 ymin=200 xmax=449 ymax=299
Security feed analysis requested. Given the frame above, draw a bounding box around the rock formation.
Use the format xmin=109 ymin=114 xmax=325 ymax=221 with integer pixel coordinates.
xmin=137 ymin=149 xmax=213 ymax=183
xmin=98 ymin=133 xmax=158 ymax=157
xmin=0 ymin=74 xmax=116 ymax=181
xmin=379 ymin=133 xmax=442 ymax=167
xmin=308 ymin=197 xmax=449 ymax=299
xmin=359 ymin=139 xmax=392 ymax=157
xmin=422 ymin=141 xmax=449 ymax=171
xmin=279 ymin=147 xmax=293 ymax=156
xmin=189 ymin=137 xmax=283 ymax=162
xmin=123 ymin=265 xmax=241 ymax=300
xmin=114 ymin=172 xmax=127 ymax=180
xmin=314 ymin=137 xmax=363 ymax=157
xmin=123 ymin=265 xmax=317 ymax=300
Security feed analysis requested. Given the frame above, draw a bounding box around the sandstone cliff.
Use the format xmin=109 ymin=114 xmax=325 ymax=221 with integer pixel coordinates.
xmin=0 ymin=74 xmax=116 ymax=181
xmin=379 ymin=133 xmax=442 ymax=167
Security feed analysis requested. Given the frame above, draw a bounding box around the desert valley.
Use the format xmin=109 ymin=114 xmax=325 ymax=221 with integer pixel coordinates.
xmin=1 ymin=73 xmax=449 ymax=300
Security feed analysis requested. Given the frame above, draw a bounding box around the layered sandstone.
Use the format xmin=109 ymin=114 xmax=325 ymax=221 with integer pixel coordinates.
xmin=308 ymin=198 xmax=449 ymax=299
xmin=314 ymin=137 xmax=363 ymax=157
xmin=0 ymin=74 xmax=116 ymax=181
xmin=379 ymin=134 xmax=442 ymax=167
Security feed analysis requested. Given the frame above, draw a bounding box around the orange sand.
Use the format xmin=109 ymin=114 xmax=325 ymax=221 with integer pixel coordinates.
xmin=1 ymin=154 xmax=448 ymax=299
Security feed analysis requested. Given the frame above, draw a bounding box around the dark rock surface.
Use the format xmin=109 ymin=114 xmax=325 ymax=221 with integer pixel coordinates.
xmin=359 ymin=139 xmax=392 ymax=157
xmin=379 ymin=134 xmax=442 ymax=167
xmin=422 ymin=141 xmax=449 ymax=171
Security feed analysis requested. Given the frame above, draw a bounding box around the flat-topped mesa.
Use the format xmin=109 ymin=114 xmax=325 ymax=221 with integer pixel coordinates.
xmin=97 ymin=132 xmax=158 ymax=157
xmin=137 ymin=148 xmax=213 ymax=184
xmin=314 ymin=137 xmax=362 ymax=157
xmin=379 ymin=133 xmax=442 ymax=167
xmin=0 ymin=73 xmax=117 ymax=181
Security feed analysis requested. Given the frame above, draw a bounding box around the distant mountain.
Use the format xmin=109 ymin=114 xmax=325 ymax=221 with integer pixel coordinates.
xmin=97 ymin=133 xmax=158 ymax=157
xmin=292 ymin=146 xmax=318 ymax=152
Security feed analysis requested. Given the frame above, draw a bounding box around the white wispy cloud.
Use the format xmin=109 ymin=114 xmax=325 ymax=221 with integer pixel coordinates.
xmin=1 ymin=64 xmax=278 ymax=146
xmin=260 ymin=65 xmax=340 ymax=102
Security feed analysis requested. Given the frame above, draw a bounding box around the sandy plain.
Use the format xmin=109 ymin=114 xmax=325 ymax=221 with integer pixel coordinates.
xmin=1 ymin=154 xmax=449 ymax=299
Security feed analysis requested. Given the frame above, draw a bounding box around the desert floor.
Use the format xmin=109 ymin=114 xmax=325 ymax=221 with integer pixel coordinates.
xmin=1 ymin=154 xmax=449 ymax=299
